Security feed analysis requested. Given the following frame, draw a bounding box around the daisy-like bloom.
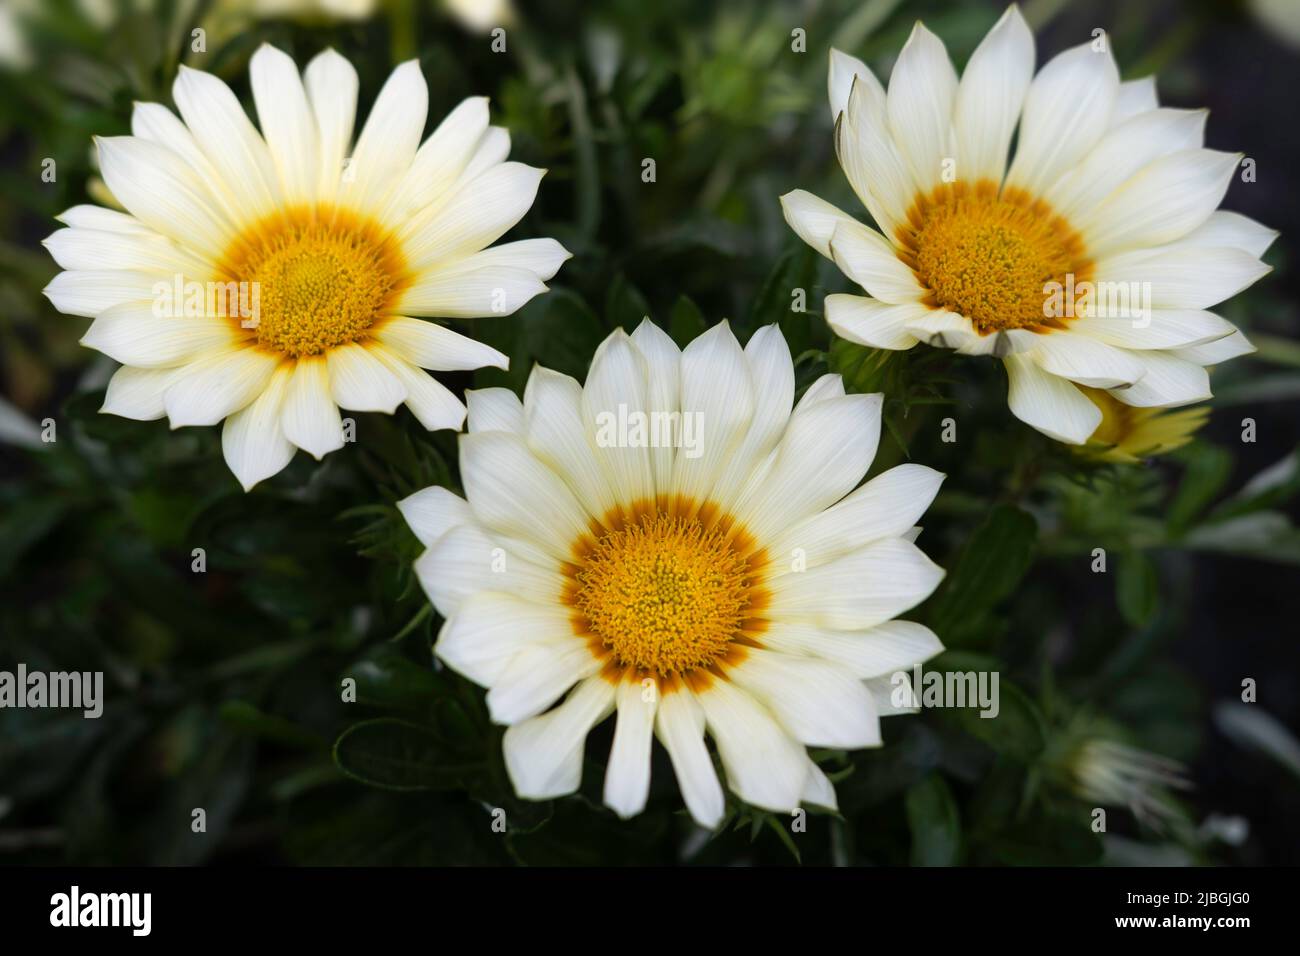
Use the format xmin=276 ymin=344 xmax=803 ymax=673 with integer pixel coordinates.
xmin=782 ymin=5 xmax=1276 ymax=446
xmin=399 ymin=319 xmax=947 ymax=827
xmin=1074 ymin=386 xmax=1209 ymax=464
xmin=1068 ymin=739 xmax=1191 ymax=833
xmin=43 ymin=46 xmax=566 ymax=489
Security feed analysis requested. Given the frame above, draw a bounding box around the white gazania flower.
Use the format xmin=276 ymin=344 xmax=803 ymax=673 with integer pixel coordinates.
xmin=43 ymin=45 xmax=567 ymax=489
xmin=399 ymin=319 xmax=947 ymax=827
xmin=782 ymin=5 xmax=1276 ymax=445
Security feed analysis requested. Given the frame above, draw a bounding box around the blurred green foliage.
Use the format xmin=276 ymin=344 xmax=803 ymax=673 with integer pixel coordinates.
xmin=2 ymin=0 xmax=1299 ymax=865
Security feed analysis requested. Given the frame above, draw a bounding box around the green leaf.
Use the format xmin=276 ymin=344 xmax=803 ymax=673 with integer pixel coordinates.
xmin=0 ymin=493 xmax=66 ymax=579
xmin=220 ymin=700 xmax=323 ymax=752
xmin=1210 ymin=447 xmax=1300 ymax=522
xmin=1167 ymin=442 xmax=1233 ymax=535
xmin=905 ymin=774 xmax=961 ymax=866
xmin=669 ymin=294 xmax=708 ymax=348
xmin=925 ymin=505 xmax=1037 ymax=646
xmin=941 ymin=678 xmax=1047 ymax=763
xmin=604 ymin=273 xmax=653 ymax=329
xmin=1115 ymin=550 xmax=1160 ymax=628
xmin=745 ymin=243 xmax=818 ymax=350
xmin=332 ymin=719 xmax=477 ymax=792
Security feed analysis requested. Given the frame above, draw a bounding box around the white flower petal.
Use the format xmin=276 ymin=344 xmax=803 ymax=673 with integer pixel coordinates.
xmin=768 ymin=536 xmax=944 ymax=630
xmin=503 ymin=677 xmax=614 ymax=800
xmin=95 ymin=136 xmax=235 ymax=259
xmin=583 ymin=330 xmax=655 ymax=505
xmin=1112 ymin=76 xmax=1158 ymax=123
xmin=486 ymin=640 xmax=601 ymax=725
xmin=762 ymin=619 xmax=944 ymax=680
xmin=1094 ymin=247 xmax=1271 ymax=310
xmin=825 ymin=294 xmax=923 ymax=350
xmin=80 ymin=303 xmax=240 ymax=367
xmin=281 ymin=355 xmax=344 ymax=459
xmin=953 ymin=5 xmax=1034 ymax=184
xmin=400 ymin=162 xmax=545 ymax=270
xmin=372 ymin=316 xmax=507 ymax=371
xmin=173 ymin=65 xmax=280 ymax=217
xmin=1006 ymin=39 xmax=1119 ymax=195
xmin=903 ymin=309 xmax=1041 ymax=357
xmin=1068 ymin=309 xmax=1238 ymax=350
xmin=1026 ymin=332 xmax=1147 ymax=388
xmin=796 ymin=373 xmax=846 ymax=410
xmin=828 ymin=221 xmax=924 ymax=303
xmin=768 ymin=463 xmax=945 ymax=570
xmin=1109 ymin=351 xmax=1211 ymax=407
xmin=163 ymin=347 xmax=280 ymax=427
xmin=44 ymin=271 xmax=158 ymax=318
xmin=339 ymin=59 xmax=427 ymax=214
xmin=415 ymin=524 xmax=565 ymax=618
xmin=1081 ymin=149 xmax=1241 ymax=257
xmin=695 ymin=678 xmax=809 ymax=813
xmin=43 ymin=226 xmax=210 ymax=275
xmin=603 ymin=681 xmax=658 ymax=819
xmin=710 ymin=324 xmax=795 ymax=509
xmin=1156 ymin=210 xmax=1278 ymax=259
xmin=727 ymin=649 xmax=880 ymax=748
xmin=670 ymin=322 xmax=755 ymax=505
xmin=304 ymin=48 xmax=359 ymax=201
xmin=1003 ymin=351 xmax=1102 ymax=444
xmin=801 ymin=758 xmax=839 ymax=811
xmin=1044 ymin=108 xmax=1207 ymax=221
xmin=100 ymin=364 xmax=187 ymax=421
xmin=841 ymin=81 xmax=917 ymax=237
xmin=250 ymin=44 xmax=320 ymax=204
xmin=130 ymin=102 xmax=223 ymax=192
xmin=734 ymin=393 xmax=882 ymax=541
xmin=779 ymin=189 xmax=862 ymax=260
xmin=522 ymin=366 xmax=615 ymax=517
xmin=465 ymin=386 xmax=524 ymax=433
xmin=326 ymin=342 xmax=406 ymax=413
xmin=55 ymin=204 xmax=150 ymax=233
xmin=435 ymin=591 xmax=577 ymax=686
xmin=221 ymin=364 xmax=296 ymax=491
xmin=1171 ymin=329 xmax=1255 ymax=366
xmin=397 ymin=485 xmax=472 ymax=547
xmin=887 ymin=22 xmax=958 ymax=190
xmin=630 ymin=317 xmax=682 ymax=496
xmin=828 ymin=47 xmax=883 ymax=121
xmin=398 ymin=265 xmax=547 ymax=319
xmin=436 ymin=237 xmax=571 ymax=282
xmin=369 ymin=348 xmax=468 ymax=431
xmin=868 ymin=673 xmax=921 ymax=716
xmin=382 ymin=96 xmax=488 ymax=223
xmin=459 ymin=126 xmax=512 ymax=184
xmin=655 ymin=688 xmax=724 ymax=829
xmin=459 ymin=430 xmax=591 ymax=556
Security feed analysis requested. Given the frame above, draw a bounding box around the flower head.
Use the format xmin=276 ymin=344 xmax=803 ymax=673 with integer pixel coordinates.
xmin=1069 ymin=738 xmax=1192 ymax=833
xmin=783 ymin=5 xmax=1275 ymax=445
xmin=44 ymin=45 xmax=567 ymax=489
xmin=401 ymin=319 xmax=947 ymax=826
xmin=1075 ymin=386 xmax=1209 ymax=463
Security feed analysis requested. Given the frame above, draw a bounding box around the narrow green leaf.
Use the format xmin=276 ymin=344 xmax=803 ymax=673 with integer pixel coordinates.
xmin=905 ymin=773 xmax=961 ymax=866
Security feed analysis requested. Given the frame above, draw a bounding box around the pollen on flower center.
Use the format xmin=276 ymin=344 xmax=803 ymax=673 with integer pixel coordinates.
xmin=567 ymin=500 xmax=769 ymax=678
xmin=216 ymin=206 xmax=410 ymax=358
xmin=897 ymin=180 xmax=1091 ymax=335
